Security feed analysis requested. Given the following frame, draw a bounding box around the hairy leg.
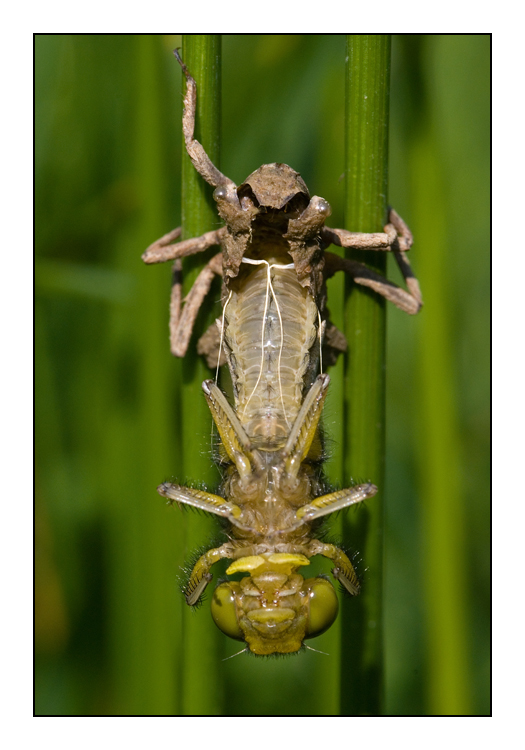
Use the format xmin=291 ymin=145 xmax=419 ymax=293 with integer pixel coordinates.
xmin=167 ymin=252 xmax=222 ymax=357
xmin=323 ymin=208 xmax=422 ymax=314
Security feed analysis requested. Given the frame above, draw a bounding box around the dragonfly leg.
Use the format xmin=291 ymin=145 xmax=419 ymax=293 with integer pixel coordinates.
xmin=307 ymin=539 xmax=361 ymax=596
xmin=142 ymin=226 xmax=227 ymax=265
xmin=282 ymin=374 xmax=330 ymax=477
xmin=158 ymin=481 xmax=242 ymax=522
xmin=295 ymin=482 xmax=377 ymax=523
xmin=142 ymin=223 xmax=226 ymax=357
xmin=322 ymin=208 xmax=422 ymax=315
xmin=322 ymin=206 xmax=411 ymax=252
xmin=166 ymin=252 xmax=223 ymax=357
xmin=184 ymin=542 xmax=236 ymax=605
xmin=202 ymin=380 xmax=263 ymax=475
xmin=174 ymin=50 xmax=236 ymax=192
xmin=324 ymin=251 xmax=422 ymax=315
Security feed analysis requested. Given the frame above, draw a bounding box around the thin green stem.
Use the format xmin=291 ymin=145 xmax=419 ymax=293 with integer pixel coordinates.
xmin=179 ymin=34 xmax=223 ymax=716
xmin=340 ymin=34 xmax=391 ymax=716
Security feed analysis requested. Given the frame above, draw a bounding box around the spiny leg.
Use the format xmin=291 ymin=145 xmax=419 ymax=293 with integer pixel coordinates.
xmin=175 ymin=51 xmax=250 ymax=246
xmin=306 ymin=539 xmax=362 ymax=596
xmin=183 ymin=542 xmax=236 ymax=605
xmin=295 ymin=482 xmax=377 ymax=522
xmin=322 ymin=223 xmax=397 ymax=251
xmin=282 ymin=374 xmax=330 ymax=477
xmin=380 ymin=208 xmax=422 ymax=306
xmin=142 ymin=226 xmax=226 ymax=265
xmin=322 ymin=207 xmax=422 ymax=314
xmin=174 ymin=50 xmax=236 ymax=192
xmin=142 ymin=226 xmax=225 ymax=357
xmin=392 ymin=248 xmax=422 ymax=310
xmin=168 ymin=252 xmax=222 ymax=357
xmin=141 ymin=226 xmax=181 ymax=264
xmin=158 ymin=482 xmax=242 ymax=521
xmin=201 ymin=379 xmax=263 ymax=476
xmin=388 ymin=207 xmax=413 ymax=252
xmin=324 ymin=252 xmax=421 ymax=315
xmin=322 ymin=206 xmax=412 ymax=252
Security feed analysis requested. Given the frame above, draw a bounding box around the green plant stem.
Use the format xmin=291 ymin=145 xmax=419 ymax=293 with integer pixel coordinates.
xmin=179 ymin=34 xmax=223 ymax=716
xmin=340 ymin=34 xmax=391 ymax=716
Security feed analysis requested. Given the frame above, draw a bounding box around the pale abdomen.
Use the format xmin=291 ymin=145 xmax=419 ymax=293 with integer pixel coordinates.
xmin=224 ymin=256 xmax=319 ymax=447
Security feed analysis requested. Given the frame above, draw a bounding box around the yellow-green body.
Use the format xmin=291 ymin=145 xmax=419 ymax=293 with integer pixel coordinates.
xmin=158 ymin=178 xmax=377 ymax=654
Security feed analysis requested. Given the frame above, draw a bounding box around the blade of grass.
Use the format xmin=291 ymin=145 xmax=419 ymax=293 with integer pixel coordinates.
xmin=179 ymin=34 xmax=224 ymax=716
xmin=340 ymin=34 xmax=391 ymax=716
xmin=403 ymin=35 xmax=471 ymax=715
xmin=105 ymin=34 xmax=181 ymax=715
xmin=411 ymin=135 xmax=470 ymax=715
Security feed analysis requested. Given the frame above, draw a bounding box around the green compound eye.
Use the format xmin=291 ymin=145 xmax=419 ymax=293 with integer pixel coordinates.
xmin=211 ymin=583 xmax=244 ymax=641
xmin=304 ymin=578 xmax=339 ymax=638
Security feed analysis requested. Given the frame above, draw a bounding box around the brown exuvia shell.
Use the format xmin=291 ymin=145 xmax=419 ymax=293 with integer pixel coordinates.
xmin=238 ymin=163 xmax=310 ymax=209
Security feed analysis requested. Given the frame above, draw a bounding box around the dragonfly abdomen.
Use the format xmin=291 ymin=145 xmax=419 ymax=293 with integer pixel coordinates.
xmin=224 ymin=254 xmax=319 ymax=445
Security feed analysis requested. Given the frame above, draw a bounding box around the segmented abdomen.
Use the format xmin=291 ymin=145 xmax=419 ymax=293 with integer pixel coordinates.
xmin=224 ymin=251 xmax=319 ymax=447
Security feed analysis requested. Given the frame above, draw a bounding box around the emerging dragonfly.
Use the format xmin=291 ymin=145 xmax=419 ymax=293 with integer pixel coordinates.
xmin=143 ymin=53 xmax=422 ymax=655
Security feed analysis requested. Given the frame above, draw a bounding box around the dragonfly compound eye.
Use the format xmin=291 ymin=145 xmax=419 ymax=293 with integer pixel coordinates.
xmin=213 ymin=185 xmax=228 ymax=202
xmin=303 ymin=578 xmax=339 ymax=638
xmin=211 ymin=582 xmax=244 ymax=641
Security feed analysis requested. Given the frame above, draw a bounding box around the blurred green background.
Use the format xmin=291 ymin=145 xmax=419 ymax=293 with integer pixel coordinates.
xmin=35 ymin=34 xmax=490 ymax=715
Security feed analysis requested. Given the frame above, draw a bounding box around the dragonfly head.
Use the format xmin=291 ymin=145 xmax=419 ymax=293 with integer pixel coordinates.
xmin=210 ymin=553 xmax=338 ymax=655
xmin=237 ymin=163 xmax=310 ymax=221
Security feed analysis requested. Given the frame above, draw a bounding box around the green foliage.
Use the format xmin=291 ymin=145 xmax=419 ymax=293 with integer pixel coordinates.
xmin=340 ymin=34 xmax=391 ymax=715
xmin=35 ymin=34 xmax=489 ymax=715
xmin=178 ymin=34 xmax=223 ymax=716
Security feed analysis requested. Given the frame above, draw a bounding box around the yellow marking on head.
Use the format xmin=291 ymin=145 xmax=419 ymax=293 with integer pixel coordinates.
xmin=267 ymin=553 xmax=310 ymax=567
xmin=247 ymin=608 xmax=296 ymax=624
xmin=226 ymin=555 xmax=266 ymax=574
xmin=226 ymin=552 xmax=310 ymax=576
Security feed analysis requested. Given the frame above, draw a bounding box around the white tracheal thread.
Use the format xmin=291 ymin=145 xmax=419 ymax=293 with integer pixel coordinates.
xmin=240 ymin=258 xmax=295 ymax=428
xmin=318 ymin=308 xmax=323 ymax=375
xmin=216 ymin=289 xmax=233 ymax=385
xmin=211 ymin=289 xmax=233 ymax=458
